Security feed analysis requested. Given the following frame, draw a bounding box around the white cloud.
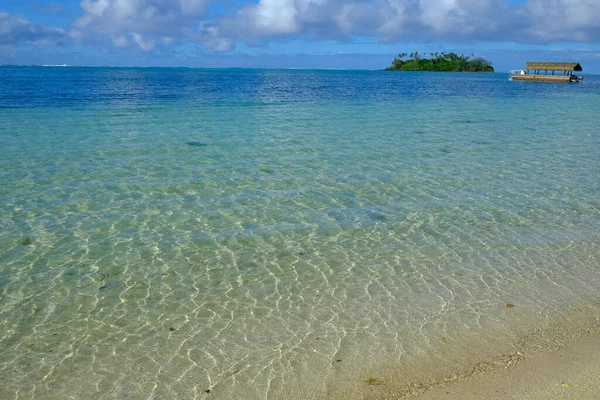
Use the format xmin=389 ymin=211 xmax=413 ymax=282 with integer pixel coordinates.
xmin=253 ymin=0 xmax=300 ymax=34
xmin=0 ymin=12 xmax=67 ymax=45
xmin=132 ymin=33 xmax=155 ymax=51
xmin=226 ymin=0 xmax=363 ymax=39
xmin=224 ymin=0 xmax=498 ymax=41
xmin=222 ymin=0 xmax=600 ymax=44
xmin=186 ymin=24 xmax=234 ymax=52
xmin=198 ymin=26 xmax=234 ymax=52
xmin=71 ymin=0 xmax=231 ymax=52
xmin=417 ymin=0 xmax=500 ymax=35
xmin=3 ymin=0 xmax=600 ymax=56
xmin=525 ymin=0 xmax=600 ymax=42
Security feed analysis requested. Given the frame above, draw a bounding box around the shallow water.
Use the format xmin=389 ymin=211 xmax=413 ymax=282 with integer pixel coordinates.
xmin=1 ymin=67 xmax=600 ymax=399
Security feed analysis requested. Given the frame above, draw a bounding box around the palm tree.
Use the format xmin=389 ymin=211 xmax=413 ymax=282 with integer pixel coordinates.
xmin=413 ymin=51 xmax=420 ymax=70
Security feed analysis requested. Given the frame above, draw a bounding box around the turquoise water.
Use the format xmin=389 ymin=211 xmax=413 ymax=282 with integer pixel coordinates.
xmin=1 ymin=67 xmax=600 ymax=399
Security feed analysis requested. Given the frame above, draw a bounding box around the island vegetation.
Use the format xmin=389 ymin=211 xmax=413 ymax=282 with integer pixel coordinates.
xmin=386 ymin=52 xmax=494 ymax=72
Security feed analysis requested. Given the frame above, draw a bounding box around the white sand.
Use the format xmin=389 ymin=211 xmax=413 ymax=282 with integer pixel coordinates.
xmin=415 ymin=334 xmax=600 ymax=400
xmin=328 ymin=303 xmax=600 ymax=400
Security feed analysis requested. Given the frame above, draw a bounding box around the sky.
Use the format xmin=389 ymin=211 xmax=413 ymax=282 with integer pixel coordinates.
xmin=1 ymin=0 xmax=600 ymax=71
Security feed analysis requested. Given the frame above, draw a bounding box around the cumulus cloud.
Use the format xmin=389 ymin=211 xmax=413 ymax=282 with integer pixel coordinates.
xmin=223 ymin=0 xmax=600 ymax=44
xmin=224 ymin=0 xmax=501 ymax=41
xmin=3 ymin=0 xmax=600 ymax=56
xmin=74 ymin=0 xmax=208 ymax=36
xmin=525 ymin=0 xmax=600 ymax=42
xmin=0 ymin=12 xmax=67 ymax=45
xmin=71 ymin=0 xmax=231 ymax=51
xmin=227 ymin=0 xmax=358 ymax=39
xmin=196 ymin=25 xmax=234 ymax=52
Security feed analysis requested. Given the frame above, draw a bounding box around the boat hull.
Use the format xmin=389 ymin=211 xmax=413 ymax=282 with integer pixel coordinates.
xmin=510 ymin=74 xmax=579 ymax=83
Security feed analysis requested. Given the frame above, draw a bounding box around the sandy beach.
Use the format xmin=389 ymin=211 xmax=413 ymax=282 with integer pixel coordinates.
xmin=416 ymin=333 xmax=600 ymax=400
xmin=399 ymin=302 xmax=600 ymax=400
xmin=324 ymin=302 xmax=600 ymax=400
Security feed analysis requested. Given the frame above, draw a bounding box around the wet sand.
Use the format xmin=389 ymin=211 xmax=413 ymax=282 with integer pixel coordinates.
xmin=416 ymin=333 xmax=600 ymax=399
xmin=331 ymin=302 xmax=600 ymax=400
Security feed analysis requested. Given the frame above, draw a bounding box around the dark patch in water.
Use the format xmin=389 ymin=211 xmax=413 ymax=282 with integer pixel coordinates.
xmin=259 ymin=167 xmax=274 ymax=174
xmin=440 ymin=147 xmax=452 ymax=154
xmin=20 ymin=237 xmax=33 ymax=246
xmin=186 ymin=141 xmax=208 ymax=147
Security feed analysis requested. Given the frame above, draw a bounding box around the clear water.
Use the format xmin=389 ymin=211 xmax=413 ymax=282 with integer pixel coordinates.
xmin=1 ymin=67 xmax=600 ymax=399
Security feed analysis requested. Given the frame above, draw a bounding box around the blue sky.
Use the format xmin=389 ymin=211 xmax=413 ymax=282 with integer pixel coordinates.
xmin=1 ymin=0 xmax=600 ymax=71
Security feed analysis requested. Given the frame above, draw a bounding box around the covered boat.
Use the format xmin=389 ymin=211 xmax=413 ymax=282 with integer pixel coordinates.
xmin=510 ymin=62 xmax=583 ymax=83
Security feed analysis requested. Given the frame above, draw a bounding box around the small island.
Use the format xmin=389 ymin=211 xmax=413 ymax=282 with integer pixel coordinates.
xmin=386 ymin=52 xmax=494 ymax=72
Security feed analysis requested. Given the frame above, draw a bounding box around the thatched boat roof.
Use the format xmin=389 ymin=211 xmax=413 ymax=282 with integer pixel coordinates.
xmin=525 ymin=62 xmax=582 ymax=71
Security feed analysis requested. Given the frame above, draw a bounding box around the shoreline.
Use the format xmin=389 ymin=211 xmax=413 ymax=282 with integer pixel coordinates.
xmin=415 ymin=332 xmax=600 ymax=399
xmin=324 ymin=299 xmax=600 ymax=400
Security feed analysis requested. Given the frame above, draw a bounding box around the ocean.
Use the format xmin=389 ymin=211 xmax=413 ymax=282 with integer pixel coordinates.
xmin=1 ymin=67 xmax=600 ymax=399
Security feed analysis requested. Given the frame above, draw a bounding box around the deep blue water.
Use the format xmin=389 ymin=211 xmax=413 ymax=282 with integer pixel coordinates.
xmin=2 ymin=67 xmax=598 ymax=108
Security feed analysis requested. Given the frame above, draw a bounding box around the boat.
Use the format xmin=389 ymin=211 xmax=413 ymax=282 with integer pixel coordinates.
xmin=510 ymin=62 xmax=583 ymax=83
